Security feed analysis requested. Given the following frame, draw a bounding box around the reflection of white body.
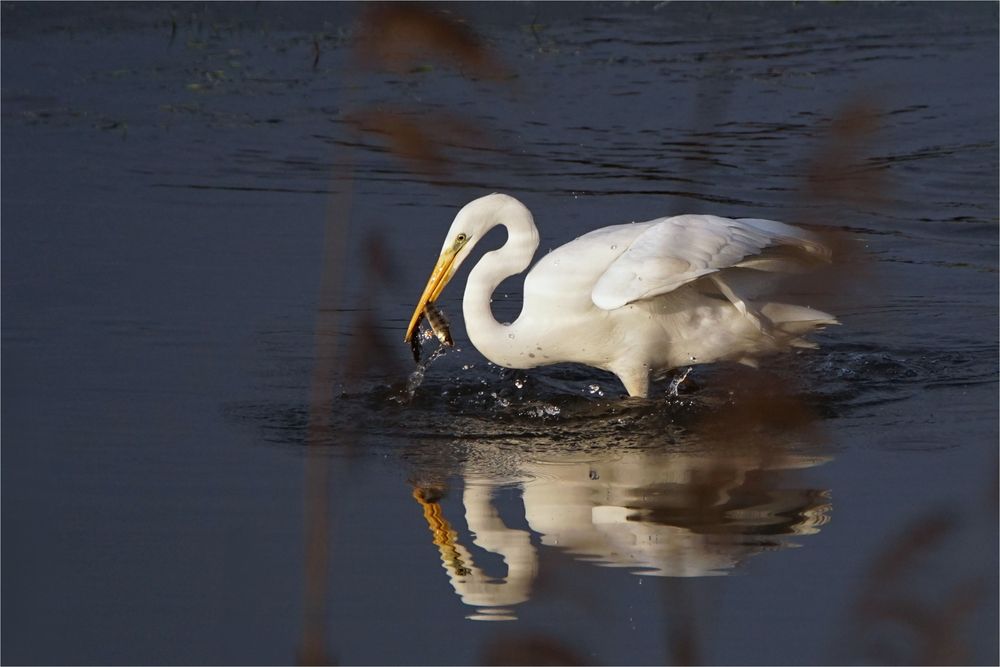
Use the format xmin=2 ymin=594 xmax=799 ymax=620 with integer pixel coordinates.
xmin=522 ymin=452 xmax=829 ymax=577
xmin=406 ymin=194 xmax=837 ymax=397
xmin=418 ymin=448 xmax=831 ymax=619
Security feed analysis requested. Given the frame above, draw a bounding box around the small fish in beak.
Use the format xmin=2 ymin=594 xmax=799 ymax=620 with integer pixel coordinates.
xmin=408 ymin=303 xmax=453 ymax=363
xmin=424 ymin=303 xmax=453 ymax=347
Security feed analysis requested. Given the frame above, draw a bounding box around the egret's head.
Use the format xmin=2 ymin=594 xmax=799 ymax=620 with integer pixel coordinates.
xmin=404 ymin=195 xmax=511 ymax=343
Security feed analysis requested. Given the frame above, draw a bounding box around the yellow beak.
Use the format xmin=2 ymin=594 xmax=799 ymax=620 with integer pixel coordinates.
xmin=404 ymin=248 xmax=459 ymax=343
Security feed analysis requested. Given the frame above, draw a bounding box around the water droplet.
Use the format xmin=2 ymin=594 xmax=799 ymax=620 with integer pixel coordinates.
xmin=514 ymin=377 xmax=525 ymax=389
xmin=610 ymin=244 xmax=617 ymax=250
xmin=588 ymin=384 xmax=601 ymax=394
xmin=508 ymin=333 xmax=515 ymax=339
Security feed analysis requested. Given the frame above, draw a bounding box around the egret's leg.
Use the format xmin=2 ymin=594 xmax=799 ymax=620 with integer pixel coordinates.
xmin=614 ymin=367 xmax=650 ymax=399
xmin=667 ymin=367 xmax=692 ymax=397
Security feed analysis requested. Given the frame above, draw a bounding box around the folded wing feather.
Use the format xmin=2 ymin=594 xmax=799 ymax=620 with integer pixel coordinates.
xmin=591 ymin=214 xmax=828 ymax=311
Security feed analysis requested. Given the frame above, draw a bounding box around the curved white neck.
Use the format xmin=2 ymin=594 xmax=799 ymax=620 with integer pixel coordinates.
xmin=462 ymin=198 xmax=539 ymax=367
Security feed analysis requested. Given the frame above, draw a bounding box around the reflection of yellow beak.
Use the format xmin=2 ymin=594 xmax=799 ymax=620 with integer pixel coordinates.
xmin=404 ymin=248 xmax=459 ymax=343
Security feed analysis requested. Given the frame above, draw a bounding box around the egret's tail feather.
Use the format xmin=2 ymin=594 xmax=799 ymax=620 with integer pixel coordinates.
xmin=760 ymin=302 xmax=839 ymax=344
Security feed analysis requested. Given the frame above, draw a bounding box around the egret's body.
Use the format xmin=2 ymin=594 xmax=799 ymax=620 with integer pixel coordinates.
xmin=406 ymin=194 xmax=836 ymax=398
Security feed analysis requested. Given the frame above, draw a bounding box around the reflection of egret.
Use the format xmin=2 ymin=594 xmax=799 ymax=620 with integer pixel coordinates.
xmin=405 ymin=194 xmax=837 ymax=397
xmin=412 ymin=446 xmax=832 ymax=620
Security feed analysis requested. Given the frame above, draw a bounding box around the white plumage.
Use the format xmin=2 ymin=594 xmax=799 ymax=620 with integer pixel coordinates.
xmin=405 ymin=193 xmax=837 ymax=398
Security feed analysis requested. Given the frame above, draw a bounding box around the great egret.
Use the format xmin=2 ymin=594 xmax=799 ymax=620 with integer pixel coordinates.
xmin=404 ymin=193 xmax=837 ymax=398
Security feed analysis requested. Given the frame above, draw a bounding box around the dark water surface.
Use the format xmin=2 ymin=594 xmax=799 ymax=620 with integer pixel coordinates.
xmin=3 ymin=2 xmax=997 ymax=665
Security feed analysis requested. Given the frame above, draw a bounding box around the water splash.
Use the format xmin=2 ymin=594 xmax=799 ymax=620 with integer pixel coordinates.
xmin=667 ymin=367 xmax=693 ymax=397
xmin=404 ymin=344 xmax=452 ymax=402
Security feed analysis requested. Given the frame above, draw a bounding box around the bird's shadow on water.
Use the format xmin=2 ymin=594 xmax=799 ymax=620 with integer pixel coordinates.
xmin=230 ymin=348 xmax=838 ymax=461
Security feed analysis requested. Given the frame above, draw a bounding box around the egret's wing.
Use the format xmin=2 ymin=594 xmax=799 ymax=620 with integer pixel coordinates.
xmin=591 ymin=214 xmax=828 ymax=310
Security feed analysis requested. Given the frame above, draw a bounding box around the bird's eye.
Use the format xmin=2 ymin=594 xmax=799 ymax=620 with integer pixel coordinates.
xmin=456 ymin=233 xmax=467 ymax=242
